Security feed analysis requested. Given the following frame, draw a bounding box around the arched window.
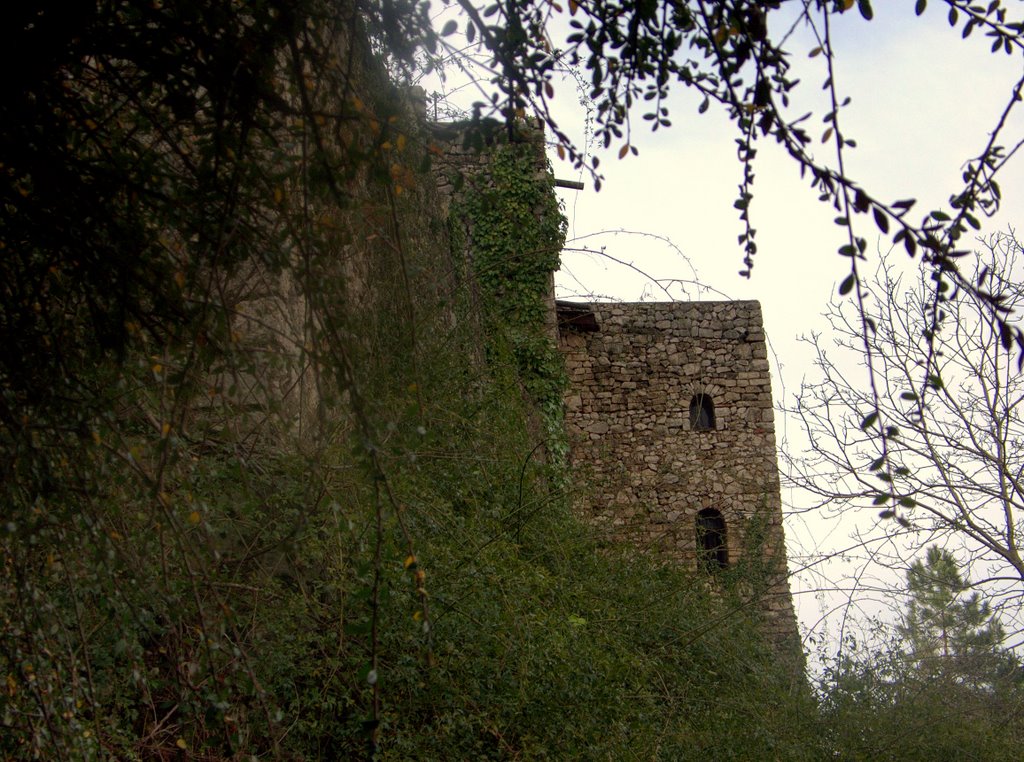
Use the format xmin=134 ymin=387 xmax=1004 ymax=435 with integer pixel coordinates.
xmin=696 ymin=508 xmax=728 ymax=571
xmin=689 ymin=393 xmax=716 ymax=431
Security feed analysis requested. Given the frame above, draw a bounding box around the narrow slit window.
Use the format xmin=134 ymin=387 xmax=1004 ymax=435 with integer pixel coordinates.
xmin=696 ymin=508 xmax=728 ymax=571
xmin=689 ymin=394 xmax=716 ymax=431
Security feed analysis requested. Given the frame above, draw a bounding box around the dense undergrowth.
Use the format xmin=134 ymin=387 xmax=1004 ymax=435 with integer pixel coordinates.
xmin=0 ymin=15 xmax=820 ymax=749
xmin=0 ymin=159 xmax=821 ymax=758
xmin=7 ymin=3 xmax=1019 ymax=759
xmin=1 ymin=355 xmax=823 ymax=760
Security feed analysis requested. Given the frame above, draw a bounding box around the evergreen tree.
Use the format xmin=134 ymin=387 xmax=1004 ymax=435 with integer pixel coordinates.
xmin=899 ymin=546 xmax=1017 ymax=688
xmin=818 ymin=548 xmax=1023 ymax=759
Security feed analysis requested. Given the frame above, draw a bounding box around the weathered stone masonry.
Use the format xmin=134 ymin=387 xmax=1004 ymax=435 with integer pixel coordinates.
xmin=418 ymin=111 xmax=801 ymax=653
xmin=557 ymin=299 xmax=799 ymax=649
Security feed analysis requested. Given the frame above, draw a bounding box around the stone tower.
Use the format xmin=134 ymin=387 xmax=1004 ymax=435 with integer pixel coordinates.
xmin=557 ymin=299 xmax=800 ymax=653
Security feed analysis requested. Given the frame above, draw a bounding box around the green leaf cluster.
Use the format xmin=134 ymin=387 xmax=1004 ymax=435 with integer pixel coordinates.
xmin=452 ymin=137 xmax=571 ymax=476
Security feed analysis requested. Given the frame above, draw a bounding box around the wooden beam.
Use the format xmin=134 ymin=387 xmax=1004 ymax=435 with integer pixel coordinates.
xmin=554 ymin=178 xmax=585 ymax=190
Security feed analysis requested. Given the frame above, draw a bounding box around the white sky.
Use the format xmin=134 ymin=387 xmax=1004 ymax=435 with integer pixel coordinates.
xmin=424 ymin=2 xmax=1024 ymax=657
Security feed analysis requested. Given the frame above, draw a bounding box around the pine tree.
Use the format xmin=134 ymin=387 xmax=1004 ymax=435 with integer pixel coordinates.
xmin=899 ymin=546 xmax=1017 ymax=688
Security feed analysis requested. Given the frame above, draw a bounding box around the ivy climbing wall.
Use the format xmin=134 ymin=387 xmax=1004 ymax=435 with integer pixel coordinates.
xmin=557 ymin=300 xmax=801 ymax=655
xmin=430 ymin=116 xmax=569 ymax=469
xmin=429 ymin=114 xmax=801 ymax=658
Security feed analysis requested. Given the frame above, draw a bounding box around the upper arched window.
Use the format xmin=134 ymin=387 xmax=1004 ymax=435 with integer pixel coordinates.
xmin=689 ymin=394 xmax=716 ymax=431
xmin=696 ymin=508 xmax=728 ymax=571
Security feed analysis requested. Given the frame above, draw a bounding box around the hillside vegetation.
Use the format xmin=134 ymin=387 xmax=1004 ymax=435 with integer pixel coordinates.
xmin=5 ymin=3 xmax=1022 ymax=759
xmin=0 ymin=5 xmax=821 ymax=758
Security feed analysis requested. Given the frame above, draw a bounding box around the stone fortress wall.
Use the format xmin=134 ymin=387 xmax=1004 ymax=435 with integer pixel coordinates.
xmin=419 ymin=108 xmax=801 ymax=655
xmin=557 ymin=299 xmax=800 ymax=651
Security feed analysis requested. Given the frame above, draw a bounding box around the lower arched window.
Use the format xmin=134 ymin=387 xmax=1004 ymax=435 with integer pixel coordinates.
xmin=696 ymin=508 xmax=728 ymax=571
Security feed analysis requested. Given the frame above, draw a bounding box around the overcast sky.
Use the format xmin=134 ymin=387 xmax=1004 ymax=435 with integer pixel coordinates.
xmin=425 ymin=2 xmax=1024 ymax=652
